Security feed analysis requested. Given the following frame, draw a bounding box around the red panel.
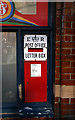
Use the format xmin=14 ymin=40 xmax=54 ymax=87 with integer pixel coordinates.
xmin=15 ymin=2 xmax=48 ymax=26
xmin=1 ymin=1 xmax=48 ymax=26
xmin=24 ymin=61 xmax=47 ymax=103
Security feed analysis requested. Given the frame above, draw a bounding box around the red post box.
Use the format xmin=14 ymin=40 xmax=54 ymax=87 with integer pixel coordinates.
xmin=24 ymin=35 xmax=47 ymax=103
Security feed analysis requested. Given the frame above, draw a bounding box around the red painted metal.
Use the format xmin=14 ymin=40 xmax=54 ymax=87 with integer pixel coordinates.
xmin=15 ymin=2 xmax=48 ymax=26
xmin=24 ymin=60 xmax=47 ymax=103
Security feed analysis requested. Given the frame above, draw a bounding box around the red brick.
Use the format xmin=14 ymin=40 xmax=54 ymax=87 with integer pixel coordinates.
xmin=61 ymin=110 xmax=75 ymax=115
xmin=55 ymin=60 xmax=60 ymax=66
xmin=71 ymin=98 xmax=75 ymax=104
xmin=55 ymin=67 xmax=60 ymax=73
xmin=63 ymin=29 xmax=75 ymax=35
xmin=62 ymin=36 xmax=71 ymax=41
xmin=63 ymin=8 xmax=71 ymax=15
xmin=63 ymin=16 xmax=75 ymax=22
xmin=56 ymin=35 xmax=61 ymax=41
xmin=71 ymin=74 xmax=75 ymax=79
xmin=56 ymin=10 xmax=61 ymax=16
xmin=56 ymin=54 xmax=60 ymax=60
xmin=61 ymin=104 xmax=75 ymax=110
xmin=61 ymin=110 xmax=68 ymax=115
xmin=55 ymin=80 xmax=60 ymax=85
xmin=55 ymin=103 xmax=60 ymax=108
xmin=62 ymin=49 xmax=70 ymax=54
xmin=56 ymin=3 xmax=61 ymax=10
xmin=56 ymin=29 xmax=61 ymax=35
xmin=61 ymin=80 xmax=75 ymax=85
xmin=72 ymin=22 xmax=75 ymax=29
xmin=71 ymin=61 xmax=75 ymax=67
xmin=61 ymin=55 xmax=75 ymax=61
xmin=63 ymin=22 xmax=71 ymax=28
xmin=61 ymin=98 xmax=69 ymax=104
xmin=56 ymin=42 xmax=60 ymax=48
xmin=61 ymin=68 xmax=75 ymax=73
xmin=56 ymin=22 xmax=61 ymax=28
xmin=61 ymin=42 xmax=75 ymax=48
xmin=63 ymin=2 xmax=75 ymax=8
xmin=55 ymin=97 xmax=60 ymax=102
xmin=56 ymin=16 xmax=61 ymax=23
xmin=71 ymin=8 xmax=75 ymax=16
xmin=54 ymin=108 xmax=59 ymax=114
xmin=72 ymin=49 xmax=75 ymax=54
xmin=72 ymin=36 xmax=75 ymax=41
xmin=55 ymin=73 xmax=60 ymax=79
xmin=61 ymin=61 xmax=70 ymax=67
xmin=61 ymin=74 xmax=70 ymax=80
xmin=56 ymin=48 xmax=60 ymax=54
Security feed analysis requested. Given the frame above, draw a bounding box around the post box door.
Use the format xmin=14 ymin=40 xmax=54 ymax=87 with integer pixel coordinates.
xmin=24 ymin=34 xmax=47 ymax=103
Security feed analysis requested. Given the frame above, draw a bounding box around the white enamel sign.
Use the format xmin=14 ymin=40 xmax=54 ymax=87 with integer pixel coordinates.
xmin=31 ymin=64 xmax=41 ymax=77
xmin=24 ymin=35 xmax=47 ymax=61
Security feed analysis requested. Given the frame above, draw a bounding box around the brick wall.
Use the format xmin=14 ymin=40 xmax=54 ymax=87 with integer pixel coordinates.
xmin=55 ymin=2 xmax=75 ymax=119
